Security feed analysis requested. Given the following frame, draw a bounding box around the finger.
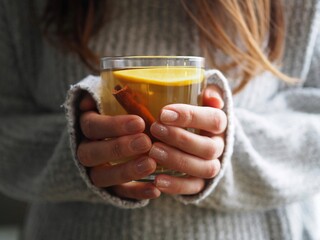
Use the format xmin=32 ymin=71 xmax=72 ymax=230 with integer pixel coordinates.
xmin=80 ymin=111 xmax=145 ymax=140
xmin=90 ymin=157 xmax=157 ymax=187
xmin=202 ymin=85 xmax=224 ymax=109
xmin=149 ymin=143 xmax=221 ymax=179
xmin=77 ymin=133 xmax=152 ymax=167
xmin=79 ymin=93 xmax=97 ymax=111
xmin=155 ymin=175 xmax=205 ymax=195
xmin=150 ymin=123 xmax=225 ymax=160
xmin=110 ymin=182 xmax=161 ymax=200
xmin=160 ymin=104 xmax=227 ymax=134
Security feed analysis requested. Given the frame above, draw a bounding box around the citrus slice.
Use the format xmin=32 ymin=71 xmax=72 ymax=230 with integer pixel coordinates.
xmin=113 ymin=67 xmax=204 ymax=86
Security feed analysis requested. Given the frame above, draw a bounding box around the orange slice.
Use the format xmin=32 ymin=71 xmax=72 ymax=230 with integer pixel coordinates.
xmin=113 ymin=67 xmax=204 ymax=86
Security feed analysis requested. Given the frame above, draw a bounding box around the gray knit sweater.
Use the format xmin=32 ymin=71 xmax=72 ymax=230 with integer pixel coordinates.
xmin=1 ymin=0 xmax=320 ymax=239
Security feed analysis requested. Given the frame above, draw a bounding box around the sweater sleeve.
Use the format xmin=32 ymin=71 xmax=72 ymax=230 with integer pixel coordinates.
xmin=0 ymin=1 xmax=148 ymax=209
xmin=176 ymin=37 xmax=320 ymax=211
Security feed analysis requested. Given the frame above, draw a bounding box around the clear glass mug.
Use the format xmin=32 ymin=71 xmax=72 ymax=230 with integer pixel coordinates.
xmin=100 ymin=56 xmax=206 ymax=180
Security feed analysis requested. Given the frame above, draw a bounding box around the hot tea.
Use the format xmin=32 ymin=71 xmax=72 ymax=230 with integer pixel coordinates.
xmin=100 ymin=57 xmax=205 ymax=179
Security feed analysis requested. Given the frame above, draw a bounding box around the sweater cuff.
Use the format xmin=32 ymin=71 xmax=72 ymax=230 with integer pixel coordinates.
xmin=174 ymin=70 xmax=235 ymax=205
xmin=64 ymin=75 xmax=149 ymax=209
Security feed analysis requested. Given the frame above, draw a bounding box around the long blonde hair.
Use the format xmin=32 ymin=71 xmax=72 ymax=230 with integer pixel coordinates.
xmin=42 ymin=0 xmax=294 ymax=93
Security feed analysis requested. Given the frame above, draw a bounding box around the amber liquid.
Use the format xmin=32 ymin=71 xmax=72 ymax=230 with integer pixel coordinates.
xmin=100 ymin=67 xmax=205 ymax=178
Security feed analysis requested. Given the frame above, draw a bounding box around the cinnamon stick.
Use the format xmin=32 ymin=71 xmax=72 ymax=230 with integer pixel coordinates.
xmin=112 ymin=85 xmax=156 ymax=141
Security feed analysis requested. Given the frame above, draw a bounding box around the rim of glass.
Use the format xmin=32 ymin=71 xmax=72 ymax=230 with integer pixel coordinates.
xmin=100 ymin=56 xmax=205 ymax=70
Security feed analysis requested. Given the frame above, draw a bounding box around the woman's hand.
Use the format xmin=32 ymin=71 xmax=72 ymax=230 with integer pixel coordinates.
xmin=77 ymin=93 xmax=161 ymax=200
xmin=149 ymin=85 xmax=227 ymax=195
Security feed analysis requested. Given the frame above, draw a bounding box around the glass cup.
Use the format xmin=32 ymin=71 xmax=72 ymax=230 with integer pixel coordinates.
xmin=100 ymin=56 xmax=206 ymax=181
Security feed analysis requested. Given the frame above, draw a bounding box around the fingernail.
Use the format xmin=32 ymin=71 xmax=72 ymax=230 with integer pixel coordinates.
xmin=136 ymin=158 xmax=153 ymax=174
xmin=149 ymin=146 xmax=168 ymax=162
xmin=213 ymin=159 xmax=221 ymax=170
xmin=131 ymin=136 xmax=150 ymax=152
xmin=160 ymin=110 xmax=179 ymax=123
xmin=126 ymin=118 xmax=143 ymax=133
xmin=151 ymin=123 xmax=168 ymax=137
xmin=156 ymin=178 xmax=171 ymax=188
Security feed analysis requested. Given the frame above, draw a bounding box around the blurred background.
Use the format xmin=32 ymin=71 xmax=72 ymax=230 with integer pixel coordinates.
xmin=0 ymin=193 xmax=28 ymax=240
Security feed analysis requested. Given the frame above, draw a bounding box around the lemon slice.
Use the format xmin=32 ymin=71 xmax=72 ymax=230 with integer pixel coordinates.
xmin=113 ymin=67 xmax=204 ymax=86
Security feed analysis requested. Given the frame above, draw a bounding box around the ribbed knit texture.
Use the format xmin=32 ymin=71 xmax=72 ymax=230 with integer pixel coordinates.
xmin=0 ymin=0 xmax=320 ymax=239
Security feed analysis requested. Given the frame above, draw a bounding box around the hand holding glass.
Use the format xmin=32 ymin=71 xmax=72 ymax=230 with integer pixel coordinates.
xmin=100 ymin=56 xmax=206 ymax=180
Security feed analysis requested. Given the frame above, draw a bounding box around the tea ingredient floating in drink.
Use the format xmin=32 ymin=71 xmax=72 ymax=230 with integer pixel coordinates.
xmin=113 ymin=67 xmax=205 ymax=86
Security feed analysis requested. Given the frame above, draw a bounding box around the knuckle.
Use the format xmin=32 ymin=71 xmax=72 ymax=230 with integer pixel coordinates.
xmin=77 ymin=144 xmax=90 ymax=166
xmin=214 ymin=137 xmax=225 ymax=158
xmin=204 ymin=139 xmax=217 ymax=160
xmin=81 ymin=115 xmax=94 ymax=138
xmin=180 ymin=108 xmax=195 ymax=127
xmin=204 ymin=161 xmax=218 ymax=179
xmin=176 ymin=155 xmax=189 ymax=172
xmin=193 ymin=180 xmax=204 ymax=194
xmin=176 ymin=131 xmax=191 ymax=148
xmin=111 ymin=141 xmax=123 ymax=159
xmin=204 ymin=137 xmax=224 ymax=160
xmin=89 ymin=168 xmax=100 ymax=187
xmin=211 ymin=109 xmax=227 ymax=133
